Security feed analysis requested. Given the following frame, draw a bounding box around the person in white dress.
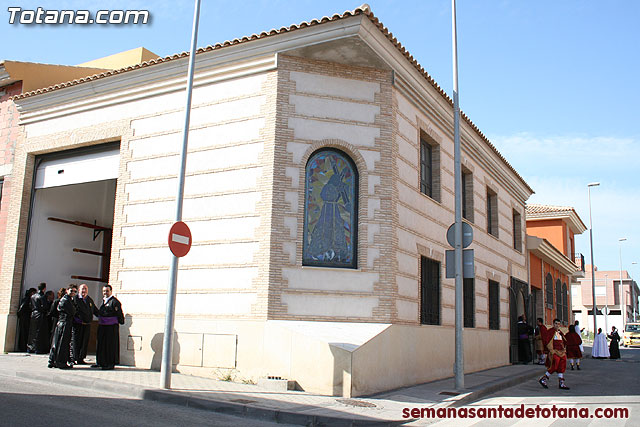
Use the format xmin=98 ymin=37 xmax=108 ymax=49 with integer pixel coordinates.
xmin=591 ymin=328 xmax=610 ymax=358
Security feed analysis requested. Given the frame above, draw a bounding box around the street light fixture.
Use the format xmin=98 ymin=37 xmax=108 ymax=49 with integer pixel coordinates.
xmin=587 ymin=182 xmax=600 ymax=335
xmin=619 ymin=237 xmax=627 ymax=332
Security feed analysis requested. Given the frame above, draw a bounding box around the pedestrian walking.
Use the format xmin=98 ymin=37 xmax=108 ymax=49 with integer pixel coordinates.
xmin=592 ymin=328 xmax=610 ymax=358
xmin=566 ymin=324 xmax=582 ymax=370
xmin=538 ymin=318 xmax=570 ymax=390
xmin=608 ymin=326 xmax=621 ymax=359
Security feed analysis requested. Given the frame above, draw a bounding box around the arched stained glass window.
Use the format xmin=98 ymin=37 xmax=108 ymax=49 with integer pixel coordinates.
xmin=303 ymin=149 xmax=358 ymax=268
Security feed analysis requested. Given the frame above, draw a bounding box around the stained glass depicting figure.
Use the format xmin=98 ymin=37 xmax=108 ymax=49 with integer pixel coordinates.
xmin=303 ymin=149 xmax=357 ymax=268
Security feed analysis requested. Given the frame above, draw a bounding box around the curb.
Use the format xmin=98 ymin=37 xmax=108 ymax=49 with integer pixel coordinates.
xmin=446 ymin=367 xmax=542 ymax=407
xmin=3 ymin=368 xmax=408 ymax=427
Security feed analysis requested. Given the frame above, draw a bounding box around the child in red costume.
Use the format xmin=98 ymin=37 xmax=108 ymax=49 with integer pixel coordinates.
xmin=538 ymin=319 xmax=570 ymax=390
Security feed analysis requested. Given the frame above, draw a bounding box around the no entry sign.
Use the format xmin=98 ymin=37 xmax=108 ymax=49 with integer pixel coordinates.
xmin=168 ymin=221 xmax=192 ymax=257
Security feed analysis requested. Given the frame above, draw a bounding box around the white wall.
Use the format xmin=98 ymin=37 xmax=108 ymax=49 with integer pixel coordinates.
xmin=22 ymin=179 xmax=116 ymax=304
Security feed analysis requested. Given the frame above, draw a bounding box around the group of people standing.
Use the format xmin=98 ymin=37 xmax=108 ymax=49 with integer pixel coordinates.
xmin=591 ymin=326 xmax=621 ymax=359
xmin=17 ymin=282 xmax=124 ymax=370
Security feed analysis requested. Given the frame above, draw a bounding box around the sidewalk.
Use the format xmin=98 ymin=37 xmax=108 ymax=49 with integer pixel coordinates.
xmin=0 ymin=353 xmax=544 ymax=426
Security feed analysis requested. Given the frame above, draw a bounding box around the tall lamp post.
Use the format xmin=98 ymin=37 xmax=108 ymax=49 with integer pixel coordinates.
xmin=618 ymin=237 xmax=627 ymax=332
xmin=633 ymin=261 xmax=638 ymax=321
xmin=604 ymin=274 xmax=609 ymax=333
xmin=587 ymin=182 xmax=600 ymax=335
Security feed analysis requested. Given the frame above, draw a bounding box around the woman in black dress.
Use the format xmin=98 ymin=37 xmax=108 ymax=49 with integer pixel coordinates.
xmin=608 ymin=326 xmax=621 ymax=359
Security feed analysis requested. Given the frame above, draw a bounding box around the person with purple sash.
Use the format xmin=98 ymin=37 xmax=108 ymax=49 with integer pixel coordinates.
xmin=91 ymin=284 xmax=124 ymax=370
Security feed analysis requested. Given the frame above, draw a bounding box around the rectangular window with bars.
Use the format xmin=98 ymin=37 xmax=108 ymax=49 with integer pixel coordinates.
xmin=420 ymin=256 xmax=440 ymax=325
xmin=462 ymin=169 xmax=473 ymax=222
xmin=512 ymin=210 xmax=522 ymax=252
xmin=487 ymin=188 xmax=498 ymax=237
xmin=488 ymin=280 xmax=500 ymax=330
xmin=420 ymin=138 xmax=432 ymax=197
xmin=463 ymin=278 xmax=475 ymax=328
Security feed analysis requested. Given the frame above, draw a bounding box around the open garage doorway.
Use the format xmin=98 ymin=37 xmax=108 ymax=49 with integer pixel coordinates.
xmin=20 ymin=143 xmax=119 ymax=352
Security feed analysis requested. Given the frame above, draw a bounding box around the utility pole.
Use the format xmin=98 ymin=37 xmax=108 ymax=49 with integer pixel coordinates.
xmin=160 ymin=0 xmax=202 ymax=389
xmin=451 ymin=0 xmax=464 ymax=390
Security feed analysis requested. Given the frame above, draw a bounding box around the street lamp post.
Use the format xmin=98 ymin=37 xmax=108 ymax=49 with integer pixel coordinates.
xmin=604 ymin=274 xmax=608 ymax=333
xmin=587 ymin=182 xmax=600 ymax=335
xmin=633 ymin=261 xmax=638 ymax=321
xmin=619 ymin=237 xmax=627 ymax=332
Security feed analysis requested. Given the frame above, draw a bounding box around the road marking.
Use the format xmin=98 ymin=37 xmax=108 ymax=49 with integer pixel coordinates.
xmin=171 ymin=233 xmax=189 ymax=245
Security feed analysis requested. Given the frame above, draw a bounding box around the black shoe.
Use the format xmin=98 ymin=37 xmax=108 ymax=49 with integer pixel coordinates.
xmin=76 ymin=360 xmax=87 ymax=365
xmin=90 ymin=364 xmax=100 ymax=368
xmin=559 ymin=381 xmax=570 ymax=390
xmin=577 ymin=365 xmax=581 ymax=370
xmin=570 ymin=365 xmax=574 ymax=370
xmin=101 ymin=365 xmax=114 ymax=370
xmin=538 ymin=376 xmax=548 ymax=389
xmin=59 ymin=364 xmax=72 ymax=370
xmin=48 ymin=363 xmax=54 ymax=368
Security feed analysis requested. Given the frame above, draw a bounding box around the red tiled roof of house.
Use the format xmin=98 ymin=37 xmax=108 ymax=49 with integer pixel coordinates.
xmin=526 ymin=204 xmax=576 ymax=215
xmin=11 ymin=4 xmax=532 ymax=193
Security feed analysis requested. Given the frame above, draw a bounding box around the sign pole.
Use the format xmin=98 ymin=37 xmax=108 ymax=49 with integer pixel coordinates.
xmin=160 ymin=0 xmax=202 ymax=390
xmin=451 ymin=0 xmax=465 ymax=390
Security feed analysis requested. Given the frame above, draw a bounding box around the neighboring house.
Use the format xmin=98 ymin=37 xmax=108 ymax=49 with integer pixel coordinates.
xmin=0 ymin=6 xmax=533 ymax=396
xmin=574 ymin=268 xmax=640 ymax=334
xmin=525 ymin=205 xmax=586 ymax=330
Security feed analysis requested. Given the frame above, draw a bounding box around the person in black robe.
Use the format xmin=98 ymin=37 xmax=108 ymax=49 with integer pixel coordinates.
xmin=608 ymin=326 xmax=621 ymax=359
xmin=72 ymin=284 xmax=95 ymax=365
xmin=48 ymin=286 xmax=77 ymax=369
xmin=92 ymin=284 xmax=124 ymax=370
xmin=27 ymin=283 xmax=50 ymax=354
xmin=17 ymin=288 xmax=36 ymax=352
xmin=517 ymin=315 xmax=533 ymax=364
xmin=48 ymin=288 xmax=67 ymax=344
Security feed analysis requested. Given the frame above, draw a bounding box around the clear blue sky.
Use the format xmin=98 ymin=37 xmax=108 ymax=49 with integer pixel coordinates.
xmin=2 ymin=1 xmax=638 ymax=275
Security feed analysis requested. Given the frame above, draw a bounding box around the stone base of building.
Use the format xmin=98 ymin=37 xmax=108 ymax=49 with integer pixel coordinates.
xmin=0 ymin=314 xmax=17 ymax=352
xmin=119 ymin=317 xmax=509 ymax=397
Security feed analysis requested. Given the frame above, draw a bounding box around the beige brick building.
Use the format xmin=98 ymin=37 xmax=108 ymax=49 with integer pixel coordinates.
xmin=0 ymin=6 xmax=533 ymax=396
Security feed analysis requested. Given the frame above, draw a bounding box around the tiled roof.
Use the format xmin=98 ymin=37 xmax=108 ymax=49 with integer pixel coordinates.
xmin=526 ymin=204 xmax=576 ymax=215
xmin=11 ymin=4 xmax=532 ymax=193
xmin=526 ymin=204 xmax=587 ymax=234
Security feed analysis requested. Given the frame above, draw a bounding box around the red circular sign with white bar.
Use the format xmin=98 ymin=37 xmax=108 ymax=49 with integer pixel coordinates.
xmin=168 ymin=221 xmax=192 ymax=257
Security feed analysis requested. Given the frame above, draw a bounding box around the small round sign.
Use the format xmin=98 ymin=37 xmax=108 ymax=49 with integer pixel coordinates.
xmin=168 ymin=221 xmax=192 ymax=257
xmin=446 ymin=222 xmax=473 ymax=249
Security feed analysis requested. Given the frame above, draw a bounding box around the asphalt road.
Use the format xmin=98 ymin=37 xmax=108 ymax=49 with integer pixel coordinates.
xmin=2 ymin=375 xmax=295 ymax=427
xmin=424 ymin=347 xmax=640 ymax=426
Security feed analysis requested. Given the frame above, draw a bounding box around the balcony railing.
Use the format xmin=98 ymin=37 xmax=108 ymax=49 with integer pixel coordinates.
xmin=574 ymin=253 xmax=585 ymax=272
